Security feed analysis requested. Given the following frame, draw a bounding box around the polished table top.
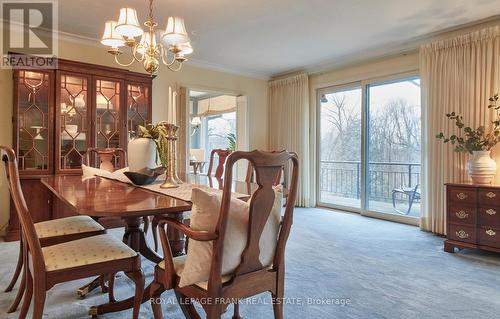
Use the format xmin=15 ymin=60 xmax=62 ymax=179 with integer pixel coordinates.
xmin=42 ymin=174 xmax=255 ymax=218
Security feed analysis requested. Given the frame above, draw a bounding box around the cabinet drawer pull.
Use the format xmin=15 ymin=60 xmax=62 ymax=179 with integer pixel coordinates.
xmin=486 ymin=209 xmax=497 ymax=215
xmin=486 ymin=192 xmax=497 ymax=199
xmin=486 ymin=229 xmax=496 ymax=236
xmin=455 ymin=210 xmax=469 ymax=219
xmin=456 ymin=193 xmax=468 ymax=200
xmin=455 ymin=230 xmax=469 ymax=239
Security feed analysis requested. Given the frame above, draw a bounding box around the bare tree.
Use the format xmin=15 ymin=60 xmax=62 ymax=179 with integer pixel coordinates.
xmin=321 ymin=93 xmax=361 ymax=161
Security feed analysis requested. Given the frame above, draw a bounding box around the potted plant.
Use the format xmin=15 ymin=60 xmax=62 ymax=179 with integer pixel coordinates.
xmin=227 ymin=132 xmax=236 ymax=151
xmin=436 ymin=94 xmax=500 ymax=184
xmin=128 ymin=123 xmax=167 ymax=172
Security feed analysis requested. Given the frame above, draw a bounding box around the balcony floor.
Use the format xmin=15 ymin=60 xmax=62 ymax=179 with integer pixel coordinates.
xmin=319 ymin=193 xmax=421 ymax=218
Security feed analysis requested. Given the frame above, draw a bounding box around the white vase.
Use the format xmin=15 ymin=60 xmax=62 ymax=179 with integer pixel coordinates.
xmin=467 ymin=151 xmax=497 ymax=184
xmin=127 ymin=138 xmax=157 ymax=172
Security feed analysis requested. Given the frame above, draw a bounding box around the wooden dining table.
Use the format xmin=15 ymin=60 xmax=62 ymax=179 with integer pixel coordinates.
xmin=41 ymin=173 xmax=256 ymax=316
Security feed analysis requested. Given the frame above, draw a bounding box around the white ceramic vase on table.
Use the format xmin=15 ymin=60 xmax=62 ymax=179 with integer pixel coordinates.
xmin=467 ymin=151 xmax=497 ymax=184
xmin=128 ymin=137 xmax=157 ymax=172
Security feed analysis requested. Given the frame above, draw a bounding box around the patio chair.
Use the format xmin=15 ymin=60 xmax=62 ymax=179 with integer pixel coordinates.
xmin=392 ymin=184 xmax=420 ymax=215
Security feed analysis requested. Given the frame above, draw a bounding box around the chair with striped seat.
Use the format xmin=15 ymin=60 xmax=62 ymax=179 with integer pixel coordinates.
xmin=1 ymin=145 xmax=145 ymax=319
xmin=5 ymin=203 xmax=105 ymax=314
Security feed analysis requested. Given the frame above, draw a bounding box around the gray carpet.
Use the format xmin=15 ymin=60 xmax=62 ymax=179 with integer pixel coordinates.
xmin=1 ymin=208 xmax=500 ymax=318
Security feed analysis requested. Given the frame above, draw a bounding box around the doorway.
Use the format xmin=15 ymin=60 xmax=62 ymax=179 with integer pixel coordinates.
xmin=181 ymin=88 xmax=248 ymax=179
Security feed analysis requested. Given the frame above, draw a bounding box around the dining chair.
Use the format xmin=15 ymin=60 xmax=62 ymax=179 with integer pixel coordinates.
xmin=150 ymin=150 xmax=299 ymax=319
xmin=207 ymin=149 xmax=232 ymax=179
xmin=1 ymin=146 xmax=145 ymax=319
xmin=4 ymin=176 xmax=106 ymax=311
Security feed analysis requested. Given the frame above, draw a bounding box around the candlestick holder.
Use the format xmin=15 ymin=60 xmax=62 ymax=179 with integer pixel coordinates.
xmin=171 ymin=125 xmax=183 ymax=184
xmin=160 ymin=123 xmax=180 ymax=189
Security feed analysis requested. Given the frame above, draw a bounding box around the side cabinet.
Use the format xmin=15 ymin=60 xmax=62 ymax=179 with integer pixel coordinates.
xmin=445 ymin=183 xmax=500 ymax=253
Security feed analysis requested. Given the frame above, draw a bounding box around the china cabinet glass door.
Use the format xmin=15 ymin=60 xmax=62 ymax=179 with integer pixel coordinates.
xmin=58 ymin=73 xmax=90 ymax=171
xmin=127 ymin=83 xmax=150 ymax=140
xmin=16 ymin=70 xmax=52 ymax=173
xmin=95 ymin=78 xmax=122 ymax=149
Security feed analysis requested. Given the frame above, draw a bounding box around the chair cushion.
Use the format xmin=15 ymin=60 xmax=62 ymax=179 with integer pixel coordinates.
xmin=35 ymin=216 xmax=104 ymax=239
xmin=159 ymin=255 xmax=232 ymax=290
xmin=42 ymin=234 xmax=137 ymax=271
xmin=177 ymin=186 xmax=282 ymax=288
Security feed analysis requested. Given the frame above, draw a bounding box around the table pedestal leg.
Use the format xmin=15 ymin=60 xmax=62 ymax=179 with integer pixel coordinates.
xmin=88 ymin=215 xmax=186 ymax=316
xmin=123 ymin=216 xmax=163 ymax=263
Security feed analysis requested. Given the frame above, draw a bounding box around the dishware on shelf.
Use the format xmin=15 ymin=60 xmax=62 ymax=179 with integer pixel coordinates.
xmin=31 ymin=126 xmax=44 ymax=140
xmin=65 ymin=124 xmax=78 ymax=135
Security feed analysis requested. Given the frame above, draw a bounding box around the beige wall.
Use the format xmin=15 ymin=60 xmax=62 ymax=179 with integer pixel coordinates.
xmin=0 ymin=36 xmax=268 ymax=235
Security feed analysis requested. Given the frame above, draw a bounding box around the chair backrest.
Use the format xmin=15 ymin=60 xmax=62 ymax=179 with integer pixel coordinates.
xmin=86 ymin=147 xmax=127 ymax=172
xmin=208 ymin=150 xmax=299 ymax=294
xmin=1 ymin=146 xmax=45 ymax=273
xmin=245 ymin=160 xmax=283 ymax=186
xmin=206 ymin=149 xmax=232 ymax=179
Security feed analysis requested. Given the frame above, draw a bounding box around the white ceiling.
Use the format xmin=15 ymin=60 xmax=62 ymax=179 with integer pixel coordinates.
xmin=58 ymin=0 xmax=500 ymax=78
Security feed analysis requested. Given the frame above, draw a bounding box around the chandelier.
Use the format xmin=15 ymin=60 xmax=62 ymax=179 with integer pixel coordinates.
xmin=100 ymin=0 xmax=193 ymax=75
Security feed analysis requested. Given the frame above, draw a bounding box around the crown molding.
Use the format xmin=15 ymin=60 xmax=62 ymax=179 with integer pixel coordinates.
xmin=295 ymin=14 xmax=500 ymax=78
xmin=58 ymin=29 xmax=270 ymax=80
xmin=185 ymin=57 xmax=270 ymax=80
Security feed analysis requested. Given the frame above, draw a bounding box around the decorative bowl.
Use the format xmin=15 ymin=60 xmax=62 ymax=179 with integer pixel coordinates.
xmin=123 ymin=167 xmax=166 ymax=186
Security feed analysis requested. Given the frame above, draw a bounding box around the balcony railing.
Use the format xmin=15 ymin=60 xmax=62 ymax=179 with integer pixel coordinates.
xmin=319 ymin=161 xmax=421 ymax=203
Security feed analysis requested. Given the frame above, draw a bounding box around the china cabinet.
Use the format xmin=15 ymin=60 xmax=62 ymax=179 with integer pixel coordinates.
xmin=5 ymin=57 xmax=152 ymax=241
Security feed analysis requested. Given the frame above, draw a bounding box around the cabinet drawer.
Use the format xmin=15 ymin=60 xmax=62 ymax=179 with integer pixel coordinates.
xmin=448 ymin=187 xmax=477 ymax=205
xmin=478 ymin=226 xmax=500 ymax=248
xmin=478 ymin=189 xmax=500 ymax=206
xmin=478 ymin=207 xmax=500 ymax=227
xmin=447 ymin=224 xmax=476 ymax=244
xmin=447 ymin=206 xmax=476 ymax=225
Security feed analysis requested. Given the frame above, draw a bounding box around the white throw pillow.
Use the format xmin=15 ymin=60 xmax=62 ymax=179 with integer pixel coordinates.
xmin=81 ymin=164 xmax=105 ymax=179
xmin=178 ymin=186 xmax=283 ymax=287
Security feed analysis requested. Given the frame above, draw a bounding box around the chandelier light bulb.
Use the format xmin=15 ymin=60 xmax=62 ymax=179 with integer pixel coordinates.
xmin=178 ymin=42 xmax=194 ymax=55
xmin=162 ymin=17 xmax=190 ymax=47
xmin=101 ymin=21 xmax=125 ymax=48
xmin=115 ymin=8 xmax=144 ymax=38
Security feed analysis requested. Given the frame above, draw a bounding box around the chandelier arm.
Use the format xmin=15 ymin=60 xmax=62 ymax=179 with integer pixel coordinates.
xmin=114 ymin=51 xmax=139 ymax=67
xmin=160 ymin=46 xmax=177 ymax=66
xmin=132 ymin=44 xmax=146 ymax=62
xmin=166 ymin=62 xmax=183 ymax=72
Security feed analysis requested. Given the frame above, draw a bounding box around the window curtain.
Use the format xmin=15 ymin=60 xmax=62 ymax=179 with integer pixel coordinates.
xmin=268 ymin=73 xmax=312 ymax=207
xmin=420 ymin=26 xmax=500 ymax=234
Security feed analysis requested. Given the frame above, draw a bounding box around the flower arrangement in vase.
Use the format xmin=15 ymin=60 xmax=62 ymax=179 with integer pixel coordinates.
xmin=436 ymin=94 xmax=500 ymax=184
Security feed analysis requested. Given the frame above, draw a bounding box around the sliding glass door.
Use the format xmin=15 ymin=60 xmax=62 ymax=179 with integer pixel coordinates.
xmin=367 ymin=78 xmax=421 ymax=218
xmin=317 ymin=75 xmax=421 ymax=221
xmin=318 ymin=86 xmax=362 ymax=210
